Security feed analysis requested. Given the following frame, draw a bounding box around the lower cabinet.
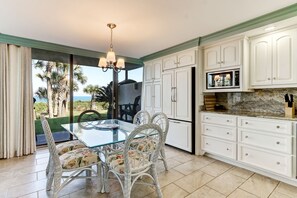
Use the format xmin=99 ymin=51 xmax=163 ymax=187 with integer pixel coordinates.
xmin=166 ymin=120 xmax=192 ymax=152
xmin=201 ymin=112 xmax=295 ymax=178
xmin=238 ymin=145 xmax=292 ymax=177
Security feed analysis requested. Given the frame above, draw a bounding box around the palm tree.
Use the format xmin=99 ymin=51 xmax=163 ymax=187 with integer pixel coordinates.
xmin=95 ymin=82 xmax=113 ymax=118
xmin=83 ymin=85 xmax=101 ymax=110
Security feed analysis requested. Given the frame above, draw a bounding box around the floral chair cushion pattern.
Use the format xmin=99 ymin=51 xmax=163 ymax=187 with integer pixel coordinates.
xmin=56 ymin=140 xmax=86 ymax=155
xmin=130 ymin=138 xmax=156 ymax=152
xmin=60 ymin=148 xmax=100 ymax=169
xmin=107 ymin=150 xmax=150 ymax=174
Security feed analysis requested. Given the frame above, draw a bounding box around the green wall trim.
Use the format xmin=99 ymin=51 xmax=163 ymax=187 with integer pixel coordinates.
xmin=0 ymin=33 xmax=143 ymax=65
xmin=200 ymin=3 xmax=297 ymax=45
xmin=141 ymin=38 xmax=199 ymax=62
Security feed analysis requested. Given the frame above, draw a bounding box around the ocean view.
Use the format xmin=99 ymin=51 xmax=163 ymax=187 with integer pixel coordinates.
xmin=34 ymin=96 xmax=91 ymax=103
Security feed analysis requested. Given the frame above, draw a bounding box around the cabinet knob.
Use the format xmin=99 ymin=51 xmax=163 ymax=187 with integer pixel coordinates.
xmin=226 ymin=120 xmax=230 ymax=122
xmin=245 ymin=136 xmax=248 ymax=138
xmin=227 ymin=132 xmax=230 ymax=135
xmin=276 ymin=126 xmax=280 ymax=129
xmin=245 ymin=122 xmax=248 ymax=124
xmin=267 ymin=78 xmax=271 ymax=80
xmin=276 ymin=162 xmax=280 ymax=165
xmin=226 ymin=148 xmax=229 ymax=151
xmin=245 ymin=153 xmax=249 ymax=156
xmin=206 ymin=117 xmax=209 ymax=120
xmin=206 ymin=142 xmax=209 ymax=145
xmin=273 ymin=77 xmax=276 ymax=80
xmin=206 ymin=128 xmax=209 ymax=131
xmin=221 ymin=61 xmax=224 ymax=64
xmin=217 ymin=62 xmax=221 ymax=64
xmin=276 ymin=141 xmax=280 ymax=145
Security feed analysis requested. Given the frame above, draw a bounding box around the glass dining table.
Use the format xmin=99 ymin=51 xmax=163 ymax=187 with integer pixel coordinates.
xmin=61 ymin=119 xmax=137 ymax=149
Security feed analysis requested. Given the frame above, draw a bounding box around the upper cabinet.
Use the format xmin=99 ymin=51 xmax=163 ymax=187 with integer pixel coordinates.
xmin=250 ymin=28 xmax=297 ymax=88
xmin=204 ymin=39 xmax=240 ymax=71
xmin=163 ymin=48 xmax=196 ymax=70
xmin=144 ymin=59 xmax=162 ymax=82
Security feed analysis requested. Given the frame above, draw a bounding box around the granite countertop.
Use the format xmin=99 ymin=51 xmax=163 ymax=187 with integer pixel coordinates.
xmin=201 ymin=110 xmax=297 ymax=121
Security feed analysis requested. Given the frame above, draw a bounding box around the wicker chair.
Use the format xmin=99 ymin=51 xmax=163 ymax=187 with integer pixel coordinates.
xmin=77 ymin=109 xmax=102 ymax=123
xmin=133 ymin=110 xmax=151 ymax=125
xmin=151 ymin=112 xmax=169 ymax=171
xmin=104 ymin=124 xmax=163 ymax=198
xmin=41 ymin=116 xmax=101 ymax=198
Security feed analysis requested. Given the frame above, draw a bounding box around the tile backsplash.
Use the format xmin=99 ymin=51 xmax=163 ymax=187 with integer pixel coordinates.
xmin=215 ymin=88 xmax=297 ymax=114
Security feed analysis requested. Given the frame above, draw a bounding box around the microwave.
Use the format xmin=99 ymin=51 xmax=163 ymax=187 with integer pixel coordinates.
xmin=206 ymin=69 xmax=240 ymax=89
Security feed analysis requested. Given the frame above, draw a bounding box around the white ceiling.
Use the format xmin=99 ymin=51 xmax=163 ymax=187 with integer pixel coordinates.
xmin=0 ymin=0 xmax=296 ymax=58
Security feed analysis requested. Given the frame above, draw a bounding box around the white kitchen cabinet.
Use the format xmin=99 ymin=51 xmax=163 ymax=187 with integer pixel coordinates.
xmin=163 ymin=48 xmax=196 ymax=70
xmin=166 ymin=120 xmax=192 ymax=152
xmin=162 ymin=67 xmax=192 ymax=121
xmin=143 ymin=59 xmax=162 ymax=115
xmin=250 ymin=28 xmax=297 ymax=88
xmin=144 ymin=59 xmax=162 ymax=82
xmin=204 ymin=39 xmax=240 ymax=71
xmin=143 ymin=82 xmax=162 ymax=116
xmin=201 ymin=113 xmax=237 ymax=160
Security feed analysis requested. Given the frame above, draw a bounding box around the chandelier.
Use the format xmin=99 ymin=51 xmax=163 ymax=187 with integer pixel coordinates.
xmin=98 ymin=23 xmax=125 ymax=73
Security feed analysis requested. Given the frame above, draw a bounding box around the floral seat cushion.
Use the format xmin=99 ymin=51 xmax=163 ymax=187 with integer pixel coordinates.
xmin=60 ymin=148 xmax=100 ymax=169
xmin=130 ymin=138 xmax=156 ymax=152
xmin=56 ymin=140 xmax=86 ymax=155
xmin=107 ymin=150 xmax=150 ymax=174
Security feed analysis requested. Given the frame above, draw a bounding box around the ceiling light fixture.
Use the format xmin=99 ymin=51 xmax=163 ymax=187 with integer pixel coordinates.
xmin=98 ymin=23 xmax=125 ymax=73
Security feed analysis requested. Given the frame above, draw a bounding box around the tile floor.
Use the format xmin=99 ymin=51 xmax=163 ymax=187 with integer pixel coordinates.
xmin=1 ymin=146 xmax=297 ymax=198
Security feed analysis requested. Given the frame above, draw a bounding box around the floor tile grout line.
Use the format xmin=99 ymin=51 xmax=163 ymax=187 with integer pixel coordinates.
xmin=267 ymin=181 xmax=281 ymax=198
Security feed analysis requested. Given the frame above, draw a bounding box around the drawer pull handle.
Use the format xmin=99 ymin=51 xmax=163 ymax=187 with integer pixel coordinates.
xmin=276 ymin=126 xmax=280 ymax=129
xmin=227 ymin=132 xmax=230 ymax=135
xmin=206 ymin=117 xmax=209 ymax=120
xmin=245 ymin=136 xmax=248 ymax=138
xmin=245 ymin=122 xmax=248 ymax=124
xmin=206 ymin=142 xmax=209 ymax=145
xmin=245 ymin=153 xmax=249 ymax=156
xmin=226 ymin=148 xmax=229 ymax=151
xmin=276 ymin=141 xmax=280 ymax=145
xmin=206 ymin=128 xmax=209 ymax=131
xmin=226 ymin=120 xmax=230 ymax=122
xmin=276 ymin=162 xmax=280 ymax=165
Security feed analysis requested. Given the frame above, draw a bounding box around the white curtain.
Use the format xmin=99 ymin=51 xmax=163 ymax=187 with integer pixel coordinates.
xmin=0 ymin=43 xmax=36 ymax=159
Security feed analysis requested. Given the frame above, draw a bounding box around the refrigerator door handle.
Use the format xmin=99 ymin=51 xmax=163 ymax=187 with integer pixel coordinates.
xmin=171 ymin=87 xmax=174 ymax=102
xmin=173 ymin=87 xmax=177 ymax=102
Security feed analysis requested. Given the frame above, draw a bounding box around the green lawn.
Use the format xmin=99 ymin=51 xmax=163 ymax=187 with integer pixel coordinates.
xmin=35 ymin=114 xmax=107 ymax=134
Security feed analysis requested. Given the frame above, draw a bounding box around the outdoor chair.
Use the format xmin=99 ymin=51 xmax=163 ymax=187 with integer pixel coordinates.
xmin=77 ymin=109 xmax=102 ymax=123
xmin=133 ymin=110 xmax=151 ymax=125
xmin=104 ymin=123 xmax=163 ymax=198
xmin=151 ymin=112 xmax=169 ymax=171
xmin=41 ymin=116 xmax=101 ymax=198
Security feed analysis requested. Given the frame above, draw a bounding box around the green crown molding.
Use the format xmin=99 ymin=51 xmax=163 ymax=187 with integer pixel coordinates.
xmin=142 ymin=3 xmax=297 ymax=61
xmin=141 ymin=38 xmax=199 ymax=62
xmin=200 ymin=3 xmax=297 ymax=45
xmin=0 ymin=33 xmax=143 ymax=65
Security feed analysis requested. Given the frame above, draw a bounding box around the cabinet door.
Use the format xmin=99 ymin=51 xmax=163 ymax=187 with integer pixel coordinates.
xmin=144 ymin=62 xmax=153 ymax=82
xmin=152 ymin=59 xmax=162 ymax=81
xmin=163 ymin=55 xmax=177 ymax=70
xmin=162 ymin=71 xmax=174 ymax=119
xmin=175 ymin=68 xmax=192 ymax=121
xmin=250 ymin=36 xmax=272 ymax=86
xmin=166 ymin=121 xmax=192 ymax=152
xmin=153 ymin=82 xmax=162 ymax=113
xmin=177 ymin=49 xmax=196 ymax=68
xmin=204 ymin=45 xmax=221 ymax=71
xmin=272 ymin=29 xmax=297 ymax=85
xmin=143 ymin=83 xmax=154 ymax=115
xmin=220 ymin=40 xmax=240 ymax=68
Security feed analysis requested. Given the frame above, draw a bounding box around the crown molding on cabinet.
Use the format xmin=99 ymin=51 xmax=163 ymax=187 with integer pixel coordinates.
xmin=0 ymin=33 xmax=143 ymax=65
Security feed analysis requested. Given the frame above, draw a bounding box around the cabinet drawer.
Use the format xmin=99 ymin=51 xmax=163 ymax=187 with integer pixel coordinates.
xmin=238 ymin=145 xmax=292 ymax=177
xmin=202 ymin=113 xmax=236 ymax=126
xmin=238 ymin=129 xmax=292 ymax=154
xmin=202 ymin=136 xmax=236 ymax=159
xmin=238 ymin=117 xmax=292 ymax=135
xmin=202 ymin=123 xmax=236 ymax=141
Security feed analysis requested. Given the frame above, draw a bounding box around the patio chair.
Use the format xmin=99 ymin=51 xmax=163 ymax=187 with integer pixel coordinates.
xmin=41 ymin=116 xmax=101 ymax=198
xmin=104 ymin=123 xmax=163 ymax=198
xmin=151 ymin=112 xmax=169 ymax=171
xmin=133 ymin=110 xmax=151 ymax=125
xmin=77 ymin=109 xmax=102 ymax=123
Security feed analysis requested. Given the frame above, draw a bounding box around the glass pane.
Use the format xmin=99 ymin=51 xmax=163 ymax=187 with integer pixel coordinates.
xmin=118 ymin=67 xmax=143 ymax=122
xmin=73 ymin=65 xmax=113 ymax=121
xmin=32 ymin=59 xmax=71 ymax=145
